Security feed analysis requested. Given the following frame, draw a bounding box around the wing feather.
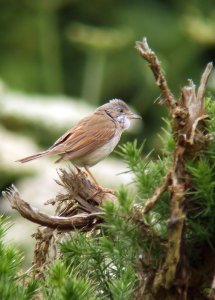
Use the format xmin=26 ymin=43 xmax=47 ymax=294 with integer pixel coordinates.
xmin=49 ymin=113 xmax=117 ymax=160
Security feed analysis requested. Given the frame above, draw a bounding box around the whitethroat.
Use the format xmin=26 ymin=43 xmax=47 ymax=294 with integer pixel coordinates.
xmin=17 ymin=99 xmax=141 ymax=186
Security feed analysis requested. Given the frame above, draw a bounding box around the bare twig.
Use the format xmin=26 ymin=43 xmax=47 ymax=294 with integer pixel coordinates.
xmin=187 ymin=114 xmax=208 ymax=144
xmin=181 ymin=63 xmax=213 ymax=128
xmin=135 ymin=37 xmax=176 ymax=109
xmin=143 ymin=175 xmax=170 ymax=214
xmin=197 ymin=62 xmax=213 ymax=108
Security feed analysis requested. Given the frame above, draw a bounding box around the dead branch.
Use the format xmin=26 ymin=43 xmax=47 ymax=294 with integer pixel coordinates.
xmin=3 ymin=168 xmax=116 ymax=231
xmin=181 ymin=62 xmax=213 ymax=130
xmin=32 ymin=227 xmax=55 ymax=277
xmin=135 ymin=37 xmax=176 ymax=109
xmin=51 ymin=168 xmax=117 ymax=216
xmin=135 ymin=37 xmax=213 ymax=299
xmin=2 ymin=184 xmax=104 ymax=231
xmin=197 ymin=62 xmax=213 ymax=109
xmin=143 ymin=175 xmax=170 ymax=214
xmin=2 ymin=168 xmax=117 ymax=277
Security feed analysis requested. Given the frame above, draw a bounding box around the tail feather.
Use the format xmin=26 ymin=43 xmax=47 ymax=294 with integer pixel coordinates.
xmin=16 ymin=151 xmax=49 ymax=163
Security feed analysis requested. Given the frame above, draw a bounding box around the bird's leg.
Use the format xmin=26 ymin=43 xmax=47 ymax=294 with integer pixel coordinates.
xmin=75 ymin=165 xmax=83 ymax=175
xmin=84 ymin=167 xmax=115 ymax=195
xmin=84 ymin=167 xmax=100 ymax=186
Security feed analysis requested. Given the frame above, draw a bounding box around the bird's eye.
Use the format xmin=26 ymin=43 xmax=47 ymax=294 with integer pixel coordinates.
xmin=119 ymin=108 xmax=124 ymax=113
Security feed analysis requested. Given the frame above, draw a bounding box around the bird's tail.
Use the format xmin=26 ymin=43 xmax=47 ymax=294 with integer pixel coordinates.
xmin=16 ymin=150 xmax=49 ymax=163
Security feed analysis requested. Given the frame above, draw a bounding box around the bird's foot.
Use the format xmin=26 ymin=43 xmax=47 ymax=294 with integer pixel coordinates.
xmin=96 ymin=186 xmax=115 ymax=195
xmin=89 ymin=186 xmax=115 ymax=200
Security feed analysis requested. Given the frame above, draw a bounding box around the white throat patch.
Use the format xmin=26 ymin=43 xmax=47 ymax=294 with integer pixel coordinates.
xmin=117 ymin=115 xmax=131 ymax=130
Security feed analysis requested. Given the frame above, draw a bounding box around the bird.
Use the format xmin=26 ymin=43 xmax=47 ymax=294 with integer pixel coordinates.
xmin=17 ymin=99 xmax=141 ymax=186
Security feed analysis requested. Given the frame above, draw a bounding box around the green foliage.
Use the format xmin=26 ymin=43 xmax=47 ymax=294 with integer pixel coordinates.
xmin=60 ymin=191 xmax=140 ymax=299
xmin=188 ymin=159 xmax=214 ymax=204
xmin=158 ymin=118 xmax=175 ymax=155
xmin=118 ymin=140 xmax=170 ymax=223
xmin=206 ymin=96 xmax=215 ymax=158
xmin=1 ymin=91 xmax=214 ymax=298
xmin=58 ymin=96 xmax=215 ymax=298
xmin=187 ymin=158 xmax=215 ymax=244
xmin=56 ymin=130 xmax=175 ymax=298
xmin=58 ymin=177 xmax=166 ymax=300
xmin=43 ymin=260 xmax=96 ymax=300
xmin=185 ymin=98 xmax=215 ymax=265
xmin=0 ymin=216 xmax=39 ymax=300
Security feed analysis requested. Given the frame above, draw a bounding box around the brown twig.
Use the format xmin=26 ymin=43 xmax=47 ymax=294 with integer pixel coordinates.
xmin=143 ymin=175 xmax=170 ymax=214
xmin=135 ymin=37 xmax=176 ymax=109
xmin=32 ymin=227 xmax=54 ymax=278
xmin=197 ymin=62 xmax=213 ymax=108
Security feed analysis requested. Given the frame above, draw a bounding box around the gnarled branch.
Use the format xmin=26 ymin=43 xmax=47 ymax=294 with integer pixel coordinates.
xmin=3 ymin=185 xmax=104 ymax=231
xmin=3 ymin=168 xmax=117 ymax=277
xmin=135 ymin=37 xmax=213 ymax=298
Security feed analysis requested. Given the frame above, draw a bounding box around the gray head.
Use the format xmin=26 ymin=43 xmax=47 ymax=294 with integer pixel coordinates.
xmin=97 ymin=99 xmax=141 ymax=119
xmin=96 ymin=99 xmax=141 ymax=130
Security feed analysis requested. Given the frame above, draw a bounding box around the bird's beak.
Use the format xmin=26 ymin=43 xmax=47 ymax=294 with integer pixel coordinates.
xmin=128 ymin=111 xmax=142 ymax=120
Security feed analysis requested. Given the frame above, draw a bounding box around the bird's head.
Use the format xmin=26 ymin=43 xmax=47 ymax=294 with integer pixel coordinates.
xmin=97 ymin=99 xmax=141 ymax=130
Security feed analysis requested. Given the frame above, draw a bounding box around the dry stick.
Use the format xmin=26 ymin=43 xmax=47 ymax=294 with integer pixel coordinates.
xmin=135 ymin=37 xmax=176 ymax=109
xmin=187 ymin=114 xmax=208 ymax=145
xmin=3 ymin=185 xmax=104 ymax=231
xmin=135 ymin=37 xmax=187 ymax=293
xmin=197 ymin=62 xmax=213 ymax=107
xmin=32 ymin=227 xmax=54 ymax=278
xmin=143 ymin=175 xmax=170 ymax=214
xmin=135 ymin=37 xmax=176 ymax=215
xmin=186 ymin=62 xmax=213 ymax=144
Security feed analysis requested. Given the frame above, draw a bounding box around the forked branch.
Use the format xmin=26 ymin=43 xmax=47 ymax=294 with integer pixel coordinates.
xmin=135 ymin=37 xmax=213 ymax=298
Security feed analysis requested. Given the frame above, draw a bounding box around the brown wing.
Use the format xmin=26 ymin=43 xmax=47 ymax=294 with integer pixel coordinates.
xmin=48 ymin=113 xmax=116 ymax=159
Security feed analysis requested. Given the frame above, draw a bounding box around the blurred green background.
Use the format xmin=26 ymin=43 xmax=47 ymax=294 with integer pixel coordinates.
xmin=0 ymin=1 xmax=215 ymax=129
xmin=0 ymin=0 xmax=214 ymax=188
xmin=1 ymin=1 xmax=214 ymax=124
xmin=0 ymin=0 xmax=214 ymax=263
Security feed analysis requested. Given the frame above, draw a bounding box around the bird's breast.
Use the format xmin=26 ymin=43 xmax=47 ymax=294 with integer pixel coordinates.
xmin=75 ymin=133 xmax=122 ymax=167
